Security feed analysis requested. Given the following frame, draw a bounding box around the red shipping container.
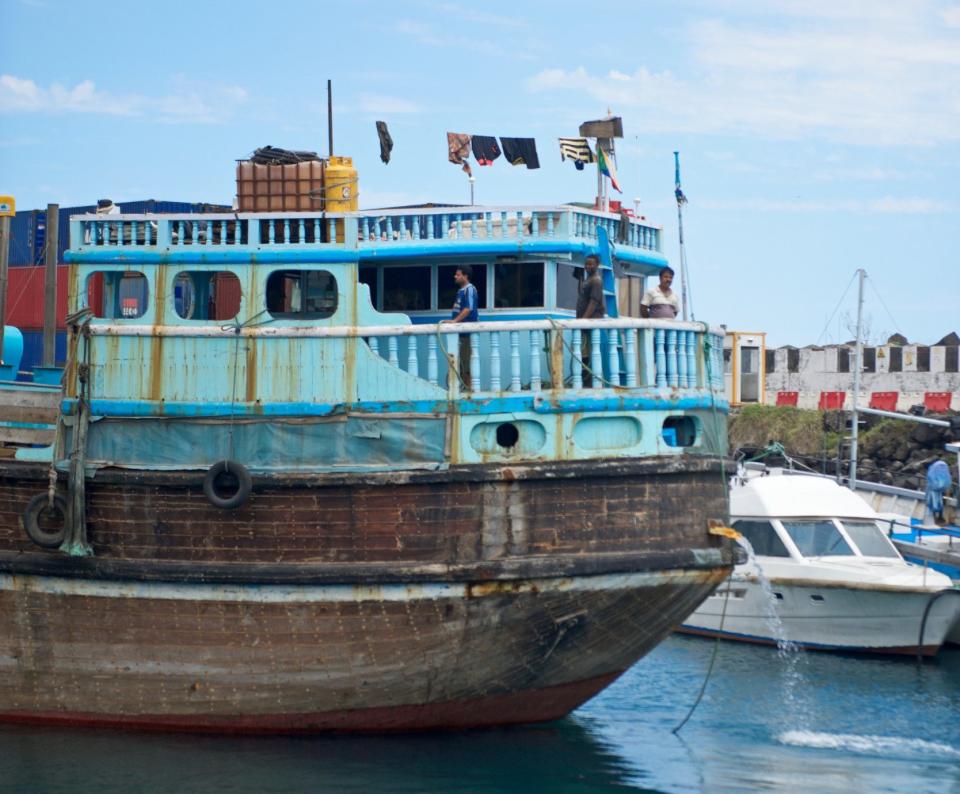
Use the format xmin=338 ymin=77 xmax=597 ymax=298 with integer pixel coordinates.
xmin=4 ymin=265 xmax=70 ymax=330
xmin=869 ymin=392 xmax=899 ymax=411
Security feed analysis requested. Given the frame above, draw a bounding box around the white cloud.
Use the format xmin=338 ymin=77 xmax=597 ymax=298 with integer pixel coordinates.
xmin=526 ymin=10 xmax=960 ymax=146
xmin=0 ymin=75 xmax=248 ymax=123
xmin=942 ymin=4 xmax=960 ymax=25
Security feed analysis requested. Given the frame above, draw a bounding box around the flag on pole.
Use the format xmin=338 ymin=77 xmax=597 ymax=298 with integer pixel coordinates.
xmin=674 ymin=150 xmax=688 ymax=205
xmin=597 ymin=146 xmax=622 ymax=193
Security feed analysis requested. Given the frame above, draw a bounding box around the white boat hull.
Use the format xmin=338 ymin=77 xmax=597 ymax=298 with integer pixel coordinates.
xmin=680 ymin=578 xmax=960 ymax=655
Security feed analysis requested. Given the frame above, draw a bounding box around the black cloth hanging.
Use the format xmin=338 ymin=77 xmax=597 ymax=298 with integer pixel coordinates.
xmin=499 ymin=137 xmax=540 ymax=169
xmin=376 ymin=121 xmax=393 ymax=164
xmin=471 ymin=135 xmax=501 ymax=166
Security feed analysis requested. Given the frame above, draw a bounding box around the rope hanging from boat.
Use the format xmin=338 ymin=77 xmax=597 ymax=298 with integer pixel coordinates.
xmin=62 ymin=311 xmax=94 ymax=556
xmin=673 ymin=327 xmax=732 ymax=734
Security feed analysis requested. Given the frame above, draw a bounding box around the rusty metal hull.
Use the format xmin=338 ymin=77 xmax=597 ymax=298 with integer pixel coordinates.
xmin=0 ymin=456 xmax=731 ymax=732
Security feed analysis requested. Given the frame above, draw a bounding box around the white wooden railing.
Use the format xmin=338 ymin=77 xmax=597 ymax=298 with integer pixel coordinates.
xmin=71 ymin=205 xmax=662 ymax=253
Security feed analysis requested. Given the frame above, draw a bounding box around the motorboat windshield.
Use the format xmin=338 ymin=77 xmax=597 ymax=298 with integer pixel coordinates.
xmin=839 ymin=520 xmax=900 ymax=558
xmin=781 ymin=520 xmax=854 ymax=557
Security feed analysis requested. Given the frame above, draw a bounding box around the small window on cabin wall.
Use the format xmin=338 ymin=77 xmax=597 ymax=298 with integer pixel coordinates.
xmin=723 ymin=349 xmax=732 ymax=374
xmin=174 ymin=271 xmax=241 ymax=320
xmin=556 ymin=263 xmax=580 ymax=311
xmin=266 ymin=270 xmax=338 ymax=319
xmin=917 ymin=346 xmax=930 ymax=372
xmin=86 ymin=271 xmax=149 ymax=319
xmin=438 ymin=265 xmax=487 ymax=311
xmin=494 ymin=261 xmax=544 ymax=308
xmin=862 ymin=347 xmax=876 ymax=372
xmin=382 ymin=266 xmax=430 ymax=312
xmin=765 ymin=349 xmax=776 ymax=374
xmin=359 ymin=266 xmax=378 ymax=308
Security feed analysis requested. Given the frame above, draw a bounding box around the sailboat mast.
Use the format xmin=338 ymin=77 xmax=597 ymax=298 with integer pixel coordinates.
xmin=849 ymin=268 xmax=866 ymax=489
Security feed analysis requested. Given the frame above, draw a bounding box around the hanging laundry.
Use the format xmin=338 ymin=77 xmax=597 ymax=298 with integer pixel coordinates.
xmin=558 ymin=137 xmax=594 ymax=171
xmin=376 ymin=121 xmax=393 ymax=164
xmin=499 ymin=137 xmax=540 ymax=169
xmin=597 ymin=146 xmax=622 ymax=193
xmin=447 ymin=132 xmax=473 ymax=176
xmin=471 ymin=135 xmax=501 ymax=166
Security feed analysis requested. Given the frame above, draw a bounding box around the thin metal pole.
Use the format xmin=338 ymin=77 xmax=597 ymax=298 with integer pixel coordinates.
xmin=43 ymin=203 xmax=59 ymax=366
xmin=675 ymin=151 xmax=691 ymax=321
xmin=849 ymin=268 xmax=865 ymax=489
xmin=0 ymin=215 xmax=9 ymax=366
xmin=468 ymin=177 xmax=475 ymax=206
xmin=327 ymin=79 xmax=334 ymax=158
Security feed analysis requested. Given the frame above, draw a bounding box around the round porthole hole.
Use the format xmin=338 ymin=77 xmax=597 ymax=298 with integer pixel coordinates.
xmin=496 ymin=423 xmax=520 ymax=449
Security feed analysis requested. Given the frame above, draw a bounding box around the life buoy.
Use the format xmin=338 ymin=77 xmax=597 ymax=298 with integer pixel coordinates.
xmin=203 ymin=460 xmax=252 ymax=509
xmin=23 ymin=493 xmax=68 ymax=549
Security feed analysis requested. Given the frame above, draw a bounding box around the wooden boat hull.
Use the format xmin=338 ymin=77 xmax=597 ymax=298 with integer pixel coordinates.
xmin=0 ymin=455 xmax=730 ymax=732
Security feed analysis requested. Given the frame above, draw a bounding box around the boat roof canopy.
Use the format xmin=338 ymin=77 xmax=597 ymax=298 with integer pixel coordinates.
xmin=732 ymin=473 xmax=878 ymax=521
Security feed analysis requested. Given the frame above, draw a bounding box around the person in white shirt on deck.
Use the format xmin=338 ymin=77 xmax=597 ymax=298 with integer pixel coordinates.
xmin=639 ymin=267 xmax=680 ymax=319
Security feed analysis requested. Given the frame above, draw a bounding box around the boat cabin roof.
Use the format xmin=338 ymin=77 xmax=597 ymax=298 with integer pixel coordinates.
xmin=732 ymin=472 xmax=878 ymax=521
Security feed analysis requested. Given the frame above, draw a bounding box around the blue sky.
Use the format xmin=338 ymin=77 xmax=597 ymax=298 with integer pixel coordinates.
xmin=1 ymin=0 xmax=958 ymax=346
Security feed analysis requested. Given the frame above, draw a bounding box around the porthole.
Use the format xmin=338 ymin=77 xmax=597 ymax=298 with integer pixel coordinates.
xmin=496 ymin=423 xmax=519 ymax=448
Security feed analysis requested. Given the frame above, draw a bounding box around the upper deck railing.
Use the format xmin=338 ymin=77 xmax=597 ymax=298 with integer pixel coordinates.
xmin=70 ymin=205 xmax=662 ymax=255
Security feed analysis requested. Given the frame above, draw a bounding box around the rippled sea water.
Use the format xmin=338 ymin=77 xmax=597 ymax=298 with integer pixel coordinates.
xmin=2 ymin=637 xmax=958 ymax=793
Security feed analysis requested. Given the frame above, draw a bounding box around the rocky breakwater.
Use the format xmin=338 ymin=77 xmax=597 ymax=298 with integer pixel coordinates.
xmin=729 ymin=405 xmax=959 ymax=491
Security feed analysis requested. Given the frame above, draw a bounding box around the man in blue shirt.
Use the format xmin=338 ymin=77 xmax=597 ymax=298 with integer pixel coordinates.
xmin=441 ymin=265 xmax=479 ymax=388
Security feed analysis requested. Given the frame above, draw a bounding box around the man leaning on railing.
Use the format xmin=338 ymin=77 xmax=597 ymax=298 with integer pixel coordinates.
xmin=576 ymin=254 xmax=606 ymax=387
xmin=440 ymin=265 xmax=479 ymax=388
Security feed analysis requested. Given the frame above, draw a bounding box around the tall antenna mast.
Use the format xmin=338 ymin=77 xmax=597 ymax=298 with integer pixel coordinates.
xmin=327 ymin=80 xmax=334 ymax=157
xmin=674 ymin=151 xmax=692 ymax=321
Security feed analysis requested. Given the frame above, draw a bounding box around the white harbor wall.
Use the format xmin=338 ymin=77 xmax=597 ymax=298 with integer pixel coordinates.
xmin=762 ymin=344 xmax=959 ymax=411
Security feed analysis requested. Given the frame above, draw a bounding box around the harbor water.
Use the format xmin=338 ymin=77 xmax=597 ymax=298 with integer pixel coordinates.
xmin=2 ymin=636 xmax=957 ymax=793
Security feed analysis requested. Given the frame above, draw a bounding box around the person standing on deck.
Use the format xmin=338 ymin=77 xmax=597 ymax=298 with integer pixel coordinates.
xmin=639 ymin=267 xmax=680 ymax=319
xmin=441 ymin=265 xmax=479 ymax=388
xmin=576 ymin=254 xmax=606 ymax=387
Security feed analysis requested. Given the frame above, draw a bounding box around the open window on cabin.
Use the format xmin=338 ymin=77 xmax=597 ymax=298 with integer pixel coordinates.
xmin=266 ymin=270 xmax=337 ymax=319
xmin=86 ymin=271 xmax=149 ymax=319
xmin=731 ymin=520 xmax=791 ymax=557
xmin=174 ymin=271 xmax=242 ymax=320
xmin=494 ymin=261 xmax=544 ymax=308
xmin=382 ymin=266 xmax=430 ymax=312
xmin=438 ymin=265 xmax=487 ymax=311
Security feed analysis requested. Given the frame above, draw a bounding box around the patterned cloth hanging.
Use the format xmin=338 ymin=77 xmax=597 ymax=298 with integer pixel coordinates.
xmin=558 ymin=137 xmax=594 ymax=170
xmin=447 ymin=132 xmax=473 ymax=176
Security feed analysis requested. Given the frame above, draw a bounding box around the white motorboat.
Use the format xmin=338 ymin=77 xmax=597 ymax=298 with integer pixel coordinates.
xmin=680 ymin=469 xmax=960 ymax=655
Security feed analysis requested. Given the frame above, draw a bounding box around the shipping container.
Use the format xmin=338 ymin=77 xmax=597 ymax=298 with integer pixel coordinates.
xmin=18 ymin=330 xmax=67 ymax=373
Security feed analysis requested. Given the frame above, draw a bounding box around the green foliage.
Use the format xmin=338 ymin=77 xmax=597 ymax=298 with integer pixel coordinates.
xmin=728 ymin=405 xmax=826 ymax=456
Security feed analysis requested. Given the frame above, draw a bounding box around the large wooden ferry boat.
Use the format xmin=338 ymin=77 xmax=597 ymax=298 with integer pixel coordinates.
xmin=0 ymin=159 xmax=732 ymax=732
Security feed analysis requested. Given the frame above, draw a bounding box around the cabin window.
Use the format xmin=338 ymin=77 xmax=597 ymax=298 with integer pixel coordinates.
xmin=888 ymin=346 xmax=902 ymax=372
xmin=723 ymin=349 xmax=732 ymax=374
xmin=662 ymin=416 xmax=698 ymax=447
xmin=917 ymin=346 xmax=930 ymax=372
xmin=383 ymin=266 xmax=430 ymax=312
xmin=359 ymin=266 xmax=378 ymax=308
xmin=494 ymin=261 xmax=544 ymax=308
xmin=556 ymin=264 xmax=580 ymax=311
xmin=787 ymin=348 xmax=800 ymax=373
xmin=438 ymin=265 xmax=487 ymax=311
xmin=731 ymin=520 xmax=790 ymax=557
xmin=840 ymin=521 xmax=899 ymax=558
xmin=765 ymin=349 xmax=776 ymax=374
xmin=266 ymin=270 xmax=337 ymax=319
xmin=174 ymin=271 xmax=241 ymax=320
xmin=781 ymin=520 xmax=854 ymax=557
xmin=86 ymin=271 xmax=149 ymax=319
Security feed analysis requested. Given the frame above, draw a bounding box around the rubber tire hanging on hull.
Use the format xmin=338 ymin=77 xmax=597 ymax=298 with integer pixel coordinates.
xmin=203 ymin=460 xmax=252 ymax=510
xmin=23 ymin=493 xmax=69 ymax=549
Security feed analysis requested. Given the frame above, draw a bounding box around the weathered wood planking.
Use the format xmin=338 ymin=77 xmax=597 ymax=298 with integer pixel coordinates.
xmin=0 ymin=386 xmax=58 ymax=445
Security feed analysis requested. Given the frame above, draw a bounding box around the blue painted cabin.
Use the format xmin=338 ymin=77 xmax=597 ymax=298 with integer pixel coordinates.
xmin=61 ymin=204 xmax=727 ymax=473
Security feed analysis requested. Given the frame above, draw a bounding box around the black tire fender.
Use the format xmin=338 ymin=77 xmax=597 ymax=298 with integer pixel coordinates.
xmin=23 ymin=493 xmax=68 ymax=549
xmin=203 ymin=460 xmax=252 ymax=510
